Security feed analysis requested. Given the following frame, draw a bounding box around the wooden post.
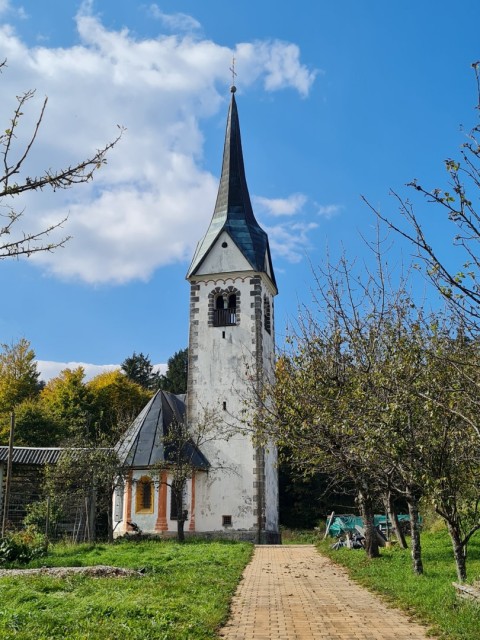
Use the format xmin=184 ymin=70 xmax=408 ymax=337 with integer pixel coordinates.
xmin=324 ymin=511 xmax=335 ymax=540
xmin=45 ymin=496 xmax=51 ymax=536
xmin=1 ymin=412 xmax=15 ymax=538
xmin=44 ymin=496 xmax=51 ymax=551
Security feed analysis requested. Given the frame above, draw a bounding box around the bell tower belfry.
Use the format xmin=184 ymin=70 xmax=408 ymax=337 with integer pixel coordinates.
xmin=186 ymin=85 xmax=279 ymax=543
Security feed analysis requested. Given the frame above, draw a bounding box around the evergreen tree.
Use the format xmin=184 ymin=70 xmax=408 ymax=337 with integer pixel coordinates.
xmin=158 ymin=348 xmax=188 ymax=394
xmin=121 ymin=352 xmax=159 ymax=390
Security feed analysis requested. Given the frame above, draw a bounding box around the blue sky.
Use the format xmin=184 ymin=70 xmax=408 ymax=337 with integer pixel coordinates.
xmin=0 ymin=0 xmax=479 ymax=380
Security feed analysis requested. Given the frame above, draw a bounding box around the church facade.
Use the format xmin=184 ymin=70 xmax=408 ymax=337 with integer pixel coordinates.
xmin=113 ymin=86 xmax=280 ymax=543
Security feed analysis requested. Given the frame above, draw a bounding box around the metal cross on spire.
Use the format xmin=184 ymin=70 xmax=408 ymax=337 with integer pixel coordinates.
xmin=229 ymin=55 xmax=237 ymax=93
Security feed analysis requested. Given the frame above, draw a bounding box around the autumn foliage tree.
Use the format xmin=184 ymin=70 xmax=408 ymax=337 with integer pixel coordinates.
xmin=0 ymin=339 xmax=41 ymax=441
xmin=87 ymin=370 xmax=151 ymax=442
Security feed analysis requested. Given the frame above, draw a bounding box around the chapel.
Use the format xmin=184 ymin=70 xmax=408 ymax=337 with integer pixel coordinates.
xmin=105 ymin=85 xmax=279 ymax=542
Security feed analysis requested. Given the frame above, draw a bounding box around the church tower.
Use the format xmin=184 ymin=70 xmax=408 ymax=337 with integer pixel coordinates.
xmin=186 ymin=86 xmax=279 ymax=543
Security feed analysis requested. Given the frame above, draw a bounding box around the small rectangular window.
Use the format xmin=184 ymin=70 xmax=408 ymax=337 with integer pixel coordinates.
xmin=222 ymin=401 xmax=227 ymax=411
xmin=222 ymin=515 xmax=232 ymax=527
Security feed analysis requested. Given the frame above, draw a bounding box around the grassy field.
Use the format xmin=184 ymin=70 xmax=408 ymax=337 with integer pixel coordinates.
xmin=319 ymin=530 xmax=480 ymax=640
xmin=0 ymin=539 xmax=253 ymax=640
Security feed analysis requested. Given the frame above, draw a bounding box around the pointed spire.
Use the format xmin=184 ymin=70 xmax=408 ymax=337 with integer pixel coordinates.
xmin=187 ymin=90 xmax=277 ymax=290
xmin=212 ymin=88 xmax=256 ymax=225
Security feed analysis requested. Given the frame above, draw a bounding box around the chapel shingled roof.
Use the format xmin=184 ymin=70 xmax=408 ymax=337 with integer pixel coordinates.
xmin=187 ymin=87 xmax=277 ymax=291
xmin=115 ymin=390 xmax=210 ymax=469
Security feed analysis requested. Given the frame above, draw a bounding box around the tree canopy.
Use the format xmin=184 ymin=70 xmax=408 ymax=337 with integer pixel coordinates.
xmin=158 ymin=348 xmax=188 ymax=394
xmin=121 ymin=352 xmax=159 ymax=390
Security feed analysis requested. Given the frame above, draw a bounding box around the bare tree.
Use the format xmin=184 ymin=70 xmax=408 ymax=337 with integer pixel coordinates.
xmin=0 ymin=60 xmax=122 ymax=258
xmin=365 ymin=62 xmax=480 ymax=329
xmin=155 ymin=408 xmax=234 ymax=542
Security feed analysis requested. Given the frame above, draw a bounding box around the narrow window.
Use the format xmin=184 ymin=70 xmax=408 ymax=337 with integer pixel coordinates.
xmin=228 ymin=294 xmax=236 ymax=325
xmin=222 ymin=331 xmax=226 ymax=339
xmin=222 ymin=401 xmax=227 ymax=411
xmin=264 ymin=296 xmax=271 ymax=334
xmin=222 ymin=515 xmax=232 ymax=527
xmin=135 ymin=476 xmax=154 ymax=514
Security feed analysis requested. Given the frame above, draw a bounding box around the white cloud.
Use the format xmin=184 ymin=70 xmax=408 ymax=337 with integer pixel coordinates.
xmin=255 ymin=193 xmax=307 ymax=216
xmin=236 ymin=41 xmax=317 ymax=98
xmin=36 ymin=360 xmax=167 ymax=382
xmin=0 ymin=0 xmax=26 ymax=19
xmin=149 ymin=5 xmax=201 ymax=32
xmin=317 ymin=203 xmax=343 ymax=218
xmin=265 ymin=221 xmax=318 ymax=263
xmin=0 ymin=6 xmax=317 ymax=284
xmin=36 ymin=360 xmax=119 ymax=382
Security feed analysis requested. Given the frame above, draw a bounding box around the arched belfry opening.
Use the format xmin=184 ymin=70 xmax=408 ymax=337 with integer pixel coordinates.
xmin=209 ymin=286 xmax=239 ymax=327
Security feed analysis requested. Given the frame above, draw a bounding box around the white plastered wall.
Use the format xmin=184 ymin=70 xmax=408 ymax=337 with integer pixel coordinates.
xmin=188 ymin=234 xmax=278 ymax=536
xmin=188 ymin=273 xmax=257 ymax=532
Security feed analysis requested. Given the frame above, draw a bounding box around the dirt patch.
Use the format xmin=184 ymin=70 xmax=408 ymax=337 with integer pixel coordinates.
xmin=0 ymin=565 xmax=143 ymax=579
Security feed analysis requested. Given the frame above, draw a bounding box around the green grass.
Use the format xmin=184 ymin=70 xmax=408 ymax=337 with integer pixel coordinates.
xmin=281 ymin=528 xmax=323 ymax=544
xmin=319 ymin=530 xmax=480 ymax=640
xmin=0 ymin=539 xmax=253 ymax=640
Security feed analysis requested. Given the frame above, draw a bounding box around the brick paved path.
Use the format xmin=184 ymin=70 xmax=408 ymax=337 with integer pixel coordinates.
xmin=219 ymin=545 xmax=434 ymax=640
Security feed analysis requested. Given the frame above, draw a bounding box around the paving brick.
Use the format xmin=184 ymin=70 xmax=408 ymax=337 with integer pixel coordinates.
xmin=219 ymin=545 xmax=434 ymax=640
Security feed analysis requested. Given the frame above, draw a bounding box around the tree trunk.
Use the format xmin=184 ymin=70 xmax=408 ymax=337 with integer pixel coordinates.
xmin=446 ymin=520 xmax=467 ymax=583
xmin=407 ymin=496 xmax=423 ymax=575
xmin=177 ymin=516 xmax=185 ymax=543
xmin=173 ymin=483 xmax=186 ymax=543
xmin=384 ymin=492 xmax=408 ymax=549
xmin=358 ymin=488 xmax=380 ymax=558
xmin=107 ymin=490 xmax=113 ymax=544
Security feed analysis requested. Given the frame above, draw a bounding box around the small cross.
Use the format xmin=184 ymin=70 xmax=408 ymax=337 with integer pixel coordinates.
xmin=229 ymin=56 xmax=237 ymax=87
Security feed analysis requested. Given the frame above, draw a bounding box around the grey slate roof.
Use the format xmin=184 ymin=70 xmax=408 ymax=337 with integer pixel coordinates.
xmin=115 ymin=390 xmax=210 ymax=470
xmin=187 ymin=89 xmax=277 ymax=291
xmin=0 ymin=447 xmax=64 ymax=465
xmin=0 ymin=447 xmax=111 ymax=465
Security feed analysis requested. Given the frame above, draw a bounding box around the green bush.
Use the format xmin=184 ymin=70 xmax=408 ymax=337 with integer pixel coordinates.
xmin=0 ymin=529 xmax=46 ymax=565
xmin=23 ymin=498 xmax=64 ymax=536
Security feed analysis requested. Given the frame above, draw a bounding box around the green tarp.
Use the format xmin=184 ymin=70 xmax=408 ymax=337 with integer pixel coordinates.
xmin=326 ymin=514 xmax=413 ymax=537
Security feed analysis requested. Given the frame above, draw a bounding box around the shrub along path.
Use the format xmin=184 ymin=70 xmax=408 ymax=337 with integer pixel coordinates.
xmin=219 ymin=545 xmax=434 ymax=640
